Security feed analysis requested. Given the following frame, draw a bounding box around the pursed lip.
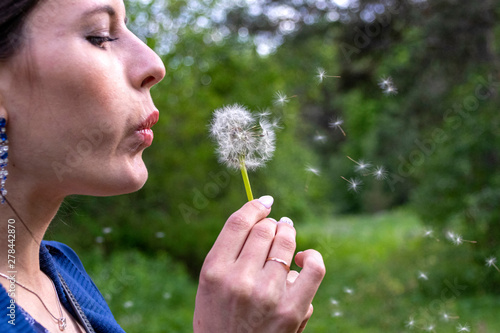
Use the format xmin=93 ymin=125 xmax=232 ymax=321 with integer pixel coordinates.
xmin=135 ymin=110 xmax=159 ymax=148
xmin=138 ymin=110 xmax=160 ymax=130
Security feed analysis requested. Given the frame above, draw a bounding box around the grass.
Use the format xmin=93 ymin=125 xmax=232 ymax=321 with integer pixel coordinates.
xmin=68 ymin=208 xmax=500 ymax=332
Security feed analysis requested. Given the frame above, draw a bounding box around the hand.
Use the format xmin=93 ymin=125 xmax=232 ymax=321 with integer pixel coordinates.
xmin=193 ymin=196 xmax=326 ymax=333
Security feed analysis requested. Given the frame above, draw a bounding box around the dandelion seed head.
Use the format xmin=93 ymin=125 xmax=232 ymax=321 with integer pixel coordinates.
xmin=456 ymin=323 xmax=470 ymax=332
xmin=418 ymin=271 xmax=428 ymax=280
xmin=424 ymin=229 xmax=433 ymax=237
xmin=103 ymin=227 xmax=112 ymax=234
xmin=210 ymin=104 xmax=276 ymax=170
xmin=486 ymin=256 xmax=497 ymax=267
xmin=343 ymin=178 xmax=362 ymax=192
xmin=123 ymin=301 xmax=134 ymax=308
xmin=453 ymin=234 xmax=463 ymax=245
xmin=314 ymin=133 xmax=327 ymax=143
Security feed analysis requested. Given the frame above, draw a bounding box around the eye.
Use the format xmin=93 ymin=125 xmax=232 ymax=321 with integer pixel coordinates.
xmin=86 ymin=36 xmax=119 ymax=49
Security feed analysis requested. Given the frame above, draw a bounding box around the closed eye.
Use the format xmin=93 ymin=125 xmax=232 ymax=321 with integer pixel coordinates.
xmin=86 ymin=36 xmax=119 ymax=49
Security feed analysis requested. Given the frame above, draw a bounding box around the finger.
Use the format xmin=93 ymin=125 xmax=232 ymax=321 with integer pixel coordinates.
xmin=296 ymin=304 xmax=313 ymax=333
xmin=264 ymin=217 xmax=296 ymax=280
xmin=236 ymin=218 xmax=277 ymax=273
xmin=286 ymin=270 xmax=300 ymax=285
xmin=289 ymin=250 xmax=325 ymax=308
xmin=208 ymin=196 xmax=273 ymax=263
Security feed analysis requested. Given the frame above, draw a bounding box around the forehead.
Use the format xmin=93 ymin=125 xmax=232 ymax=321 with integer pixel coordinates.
xmin=27 ymin=0 xmax=126 ymax=30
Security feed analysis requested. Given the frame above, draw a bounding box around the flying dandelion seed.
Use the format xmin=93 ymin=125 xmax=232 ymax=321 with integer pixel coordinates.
xmin=343 ymin=287 xmax=354 ymax=294
xmin=451 ymin=234 xmax=477 ymax=246
xmin=423 ymin=228 xmax=440 ymax=242
xmin=485 ymin=256 xmax=500 ymax=273
xmin=456 ymin=323 xmax=471 ymax=332
xmin=313 ymin=133 xmax=327 ymax=143
xmin=341 ymin=176 xmax=362 ymax=192
xmin=418 ymin=271 xmax=429 ymax=280
xmin=316 ymin=67 xmax=341 ymax=83
xmin=304 ymin=165 xmax=321 ymax=192
xmin=328 ymin=117 xmax=346 ymax=136
xmin=346 ymin=156 xmax=372 ymax=173
xmin=210 ymin=104 xmax=277 ymax=201
xmin=273 ymin=91 xmax=296 ymax=106
xmin=425 ymin=323 xmax=435 ymax=332
xmin=332 ymin=311 xmax=343 ymax=317
xmin=378 ymin=76 xmax=393 ymax=89
xmin=442 ymin=313 xmax=459 ymax=321
xmin=405 ymin=316 xmax=416 ymax=328
xmin=371 ymin=166 xmax=388 ymax=180
xmin=330 ymin=298 xmax=339 ymax=306
xmin=383 ymin=85 xmax=398 ymax=95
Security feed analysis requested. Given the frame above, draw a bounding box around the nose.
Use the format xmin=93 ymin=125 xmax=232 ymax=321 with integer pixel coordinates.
xmin=128 ymin=34 xmax=166 ymax=90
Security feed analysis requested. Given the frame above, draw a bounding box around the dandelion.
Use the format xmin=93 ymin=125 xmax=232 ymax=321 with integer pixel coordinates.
xmin=456 ymin=323 xmax=470 ymax=332
xmin=418 ymin=271 xmax=429 ymax=280
xmin=341 ymin=176 xmax=363 ymax=193
xmin=328 ymin=117 xmax=346 ymax=136
xmin=210 ymin=104 xmax=277 ymax=201
xmin=371 ymin=166 xmax=388 ymax=180
xmin=316 ymin=67 xmax=341 ymax=83
xmin=405 ymin=316 xmax=416 ymax=329
xmin=273 ymin=91 xmax=296 ymax=106
xmin=485 ymin=256 xmax=500 ymax=273
xmin=347 ymin=156 xmax=372 ymax=173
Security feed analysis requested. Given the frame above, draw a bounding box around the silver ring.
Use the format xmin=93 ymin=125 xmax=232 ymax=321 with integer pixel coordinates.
xmin=266 ymin=257 xmax=290 ymax=272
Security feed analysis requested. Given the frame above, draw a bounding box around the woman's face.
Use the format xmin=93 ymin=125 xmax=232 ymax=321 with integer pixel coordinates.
xmin=0 ymin=0 xmax=166 ymax=197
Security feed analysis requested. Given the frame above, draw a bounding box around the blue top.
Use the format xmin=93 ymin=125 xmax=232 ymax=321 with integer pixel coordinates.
xmin=0 ymin=241 xmax=125 ymax=332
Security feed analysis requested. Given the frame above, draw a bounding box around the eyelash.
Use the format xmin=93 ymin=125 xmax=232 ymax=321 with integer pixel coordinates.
xmin=86 ymin=36 xmax=119 ymax=49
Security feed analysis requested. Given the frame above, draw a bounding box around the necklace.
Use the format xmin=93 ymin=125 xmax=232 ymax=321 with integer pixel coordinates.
xmin=0 ymin=272 xmax=67 ymax=331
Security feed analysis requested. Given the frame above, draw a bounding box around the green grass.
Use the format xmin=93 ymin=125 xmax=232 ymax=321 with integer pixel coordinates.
xmin=71 ymin=209 xmax=500 ymax=332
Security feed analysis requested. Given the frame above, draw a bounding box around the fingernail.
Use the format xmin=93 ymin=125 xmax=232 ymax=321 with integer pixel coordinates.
xmin=258 ymin=195 xmax=274 ymax=209
xmin=268 ymin=217 xmax=277 ymax=223
xmin=279 ymin=217 xmax=294 ymax=227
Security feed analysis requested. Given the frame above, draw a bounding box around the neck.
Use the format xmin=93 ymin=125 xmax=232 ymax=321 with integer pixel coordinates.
xmin=0 ymin=179 xmax=64 ymax=283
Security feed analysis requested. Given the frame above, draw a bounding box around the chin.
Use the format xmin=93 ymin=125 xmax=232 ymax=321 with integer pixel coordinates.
xmin=76 ymin=158 xmax=150 ymax=197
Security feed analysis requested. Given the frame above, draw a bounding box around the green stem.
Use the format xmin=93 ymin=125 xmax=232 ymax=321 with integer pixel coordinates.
xmin=239 ymin=156 xmax=254 ymax=201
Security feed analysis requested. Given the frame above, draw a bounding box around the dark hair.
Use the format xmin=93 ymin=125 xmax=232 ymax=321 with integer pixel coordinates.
xmin=0 ymin=0 xmax=42 ymax=60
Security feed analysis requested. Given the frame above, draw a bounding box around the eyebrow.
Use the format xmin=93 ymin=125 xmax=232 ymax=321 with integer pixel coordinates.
xmin=82 ymin=5 xmax=128 ymax=24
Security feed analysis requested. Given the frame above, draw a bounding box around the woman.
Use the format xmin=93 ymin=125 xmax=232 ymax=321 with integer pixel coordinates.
xmin=0 ymin=0 xmax=325 ymax=332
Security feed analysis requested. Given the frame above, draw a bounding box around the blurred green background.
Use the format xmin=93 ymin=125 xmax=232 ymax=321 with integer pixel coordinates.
xmin=46 ymin=0 xmax=500 ymax=331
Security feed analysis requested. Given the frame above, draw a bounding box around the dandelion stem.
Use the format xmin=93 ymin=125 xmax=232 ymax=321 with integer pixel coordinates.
xmin=347 ymin=156 xmax=360 ymax=165
xmin=493 ymin=263 xmax=500 ymax=273
xmin=239 ymin=156 xmax=254 ymax=201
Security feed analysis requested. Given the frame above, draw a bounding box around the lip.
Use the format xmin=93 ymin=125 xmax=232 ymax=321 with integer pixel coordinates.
xmin=136 ymin=110 xmax=159 ymax=147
